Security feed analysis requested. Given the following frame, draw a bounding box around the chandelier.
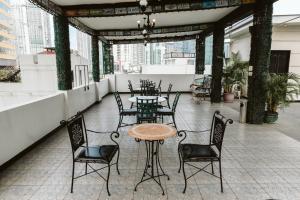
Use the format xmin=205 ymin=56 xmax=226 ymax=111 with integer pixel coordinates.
xmin=137 ymin=13 xmax=155 ymax=46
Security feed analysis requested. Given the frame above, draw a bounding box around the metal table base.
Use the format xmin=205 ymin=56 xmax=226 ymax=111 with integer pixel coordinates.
xmin=134 ymin=140 xmax=169 ymax=195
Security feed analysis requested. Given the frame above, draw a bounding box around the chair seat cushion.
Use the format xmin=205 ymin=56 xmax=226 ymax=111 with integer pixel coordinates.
xmin=121 ymin=108 xmax=138 ymax=115
xmin=157 ymin=108 xmax=173 ymax=115
xmin=76 ymin=145 xmax=118 ymax=163
xmin=180 ymin=144 xmax=218 ymax=161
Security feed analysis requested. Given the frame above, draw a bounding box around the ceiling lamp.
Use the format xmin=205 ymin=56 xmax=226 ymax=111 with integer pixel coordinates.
xmin=139 ymin=0 xmax=148 ymax=12
xmin=137 ymin=14 xmax=155 ymax=37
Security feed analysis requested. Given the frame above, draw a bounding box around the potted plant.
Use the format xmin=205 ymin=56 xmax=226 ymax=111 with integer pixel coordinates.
xmin=223 ymin=52 xmax=248 ymax=102
xmin=264 ymin=73 xmax=300 ymax=123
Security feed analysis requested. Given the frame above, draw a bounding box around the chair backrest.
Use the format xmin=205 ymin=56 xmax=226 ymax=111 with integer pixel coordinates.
xmin=63 ymin=113 xmax=87 ymax=153
xmin=140 ymin=86 xmax=147 ymax=96
xmin=113 ymin=92 xmax=123 ymax=112
xmin=128 ymin=80 xmax=134 ymax=96
xmin=209 ymin=111 xmax=233 ymax=152
xmin=157 ymin=80 xmax=162 ymax=88
xmin=136 ymin=97 xmax=158 ymax=122
xmin=172 ymin=92 xmax=181 ymax=112
xmin=167 ymin=83 xmax=173 ymax=98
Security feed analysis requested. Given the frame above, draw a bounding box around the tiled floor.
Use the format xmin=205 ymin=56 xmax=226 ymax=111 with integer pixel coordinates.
xmin=1 ymin=94 xmax=300 ymax=200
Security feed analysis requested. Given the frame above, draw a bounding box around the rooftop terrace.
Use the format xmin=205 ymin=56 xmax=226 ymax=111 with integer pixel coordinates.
xmin=1 ymin=94 xmax=300 ymax=200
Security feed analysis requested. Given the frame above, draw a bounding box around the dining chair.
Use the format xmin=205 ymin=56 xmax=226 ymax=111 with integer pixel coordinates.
xmin=128 ymin=80 xmax=137 ymax=108
xmin=177 ymin=111 xmax=233 ymax=193
xmin=114 ymin=92 xmax=138 ymax=131
xmin=157 ymin=92 xmax=181 ymax=129
xmin=161 ymin=83 xmax=173 ymax=108
xmin=136 ymin=97 xmax=158 ymax=124
xmin=61 ymin=112 xmax=120 ymax=196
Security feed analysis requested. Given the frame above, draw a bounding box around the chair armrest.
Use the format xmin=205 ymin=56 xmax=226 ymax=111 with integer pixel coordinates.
xmin=177 ymin=129 xmax=210 ymax=145
xmin=86 ymin=129 xmax=113 ymax=134
xmin=87 ymin=129 xmax=120 ymax=146
xmin=181 ymin=129 xmax=211 ymax=134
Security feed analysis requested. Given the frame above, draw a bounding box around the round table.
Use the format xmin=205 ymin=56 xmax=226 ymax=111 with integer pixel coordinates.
xmin=128 ymin=123 xmax=176 ymax=195
xmin=128 ymin=96 xmax=166 ymax=103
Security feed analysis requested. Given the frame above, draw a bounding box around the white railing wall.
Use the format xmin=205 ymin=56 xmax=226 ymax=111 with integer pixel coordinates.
xmin=0 ymin=74 xmax=193 ymax=166
xmin=0 ymin=93 xmax=65 ymax=166
xmin=111 ymin=74 xmax=195 ymax=92
xmin=0 ymin=79 xmax=110 ymax=166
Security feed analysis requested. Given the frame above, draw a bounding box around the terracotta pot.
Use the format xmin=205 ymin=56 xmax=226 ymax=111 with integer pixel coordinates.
xmin=264 ymin=111 xmax=278 ymax=123
xmin=223 ymin=93 xmax=234 ymax=103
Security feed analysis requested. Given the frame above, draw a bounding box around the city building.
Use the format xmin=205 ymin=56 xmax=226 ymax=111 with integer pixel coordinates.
xmin=227 ymin=14 xmax=300 ymax=75
xmin=12 ymin=0 xmax=53 ymax=55
xmin=113 ymin=43 xmax=145 ymax=73
xmin=0 ymin=0 xmax=16 ymax=67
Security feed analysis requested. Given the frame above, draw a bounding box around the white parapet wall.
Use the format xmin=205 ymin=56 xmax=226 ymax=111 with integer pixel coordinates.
xmin=0 ymin=80 xmax=111 ymax=166
xmin=0 ymin=73 xmax=194 ymax=166
xmin=113 ymin=74 xmax=195 ymax=92
xmin=0 ymin=93 xmax=65 ymax=166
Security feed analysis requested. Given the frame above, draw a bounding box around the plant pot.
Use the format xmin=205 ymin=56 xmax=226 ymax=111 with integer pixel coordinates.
xmin=223 ymin=93 xmax=235 ymax=103
xmin=263 ymin=111 xmax=278 ymax=123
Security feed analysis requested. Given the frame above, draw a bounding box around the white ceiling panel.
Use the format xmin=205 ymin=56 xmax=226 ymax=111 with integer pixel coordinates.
xmin=77 ymin=7 xmax=237 ymax=30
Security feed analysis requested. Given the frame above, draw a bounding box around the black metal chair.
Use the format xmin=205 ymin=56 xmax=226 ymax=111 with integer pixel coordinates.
xmin=156 ymin=80 xmax=162 ymax=96
xmin=61 ymin=112 xmax=120 ymax=196
xmin=177 ymin=111 xmax=233 ymax=193
xmin=136 ymin=97 xmax=158 ymax=124
xmin=161 ymin=83 xmax=173 ymax=108
xmin=114 ymin=92 xmax=137 ymax=131
xmin=128 ymin=80 xmax=137 ymax=108
xmin=157 ymin=92 xmax=181 ymax=129
xmin=140 ymin=85 xmax=158 ymax=96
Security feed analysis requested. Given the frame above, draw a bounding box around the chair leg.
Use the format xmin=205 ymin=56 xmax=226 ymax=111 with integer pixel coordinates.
xmin=85 ymin=162 xmax=88 ymax=175
xmin=178 ymin=150 xmax=182 ymax=173
xmin=211 ymin=160 xmax=214 ymax=174
xmin=182 ymin=161 xmax=187 ymax=193
xmin=116 ymin=149 xmax=120 ymax=175
xmin=162 ymin=115 xmax=164 ymax=123
xmin=130 ymin=102 xmax=134 ymax=109
xmin=71 ymin=161 xmax=75 ymax=193
xmin=106 ymin=164 xmax=111 ymax=196
xmin=219 ymin=160 xmax=223 ymax=193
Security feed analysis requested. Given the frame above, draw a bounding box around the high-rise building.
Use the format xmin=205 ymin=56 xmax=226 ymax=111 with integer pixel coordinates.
xmin=113 ymin=43 xmax=145 ymax=72
xmin=12 ymin=0 xmax=53 ymax=55
xmin=145 ymin=43 xmax=164 ymax=65
xmin=0 ymin=0 xmax=16 ymax=67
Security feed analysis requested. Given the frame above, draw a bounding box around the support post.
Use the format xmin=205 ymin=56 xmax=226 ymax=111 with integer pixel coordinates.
xmin=195 ymin=35 xmax=206 ymax=74
xmin=103 ymin=43 xmax=113 ymax=74
xmin=210 ymin=25 xmax=224 ymax=103
xmin=92 ymin=35 xmax=100 ymax=82
xmin=54 ymin=15 xmax=72 ymax=90
xmin=246 ymin=0 xmax=273 ymax=124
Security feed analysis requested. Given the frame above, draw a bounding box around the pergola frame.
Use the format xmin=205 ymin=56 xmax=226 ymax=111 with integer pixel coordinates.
xmin=28 ymin=0 xmax=277 ymax=124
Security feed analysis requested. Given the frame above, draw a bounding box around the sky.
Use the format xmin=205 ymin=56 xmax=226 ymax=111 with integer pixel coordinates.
xmin=273 ymin=0 xmax=300 ymax=15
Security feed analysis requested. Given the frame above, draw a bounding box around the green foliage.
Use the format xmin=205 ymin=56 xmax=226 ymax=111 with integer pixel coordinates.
xmin=54 ymin=15 xmax=72 ymax=90
xmin=92 ymin=36 xmax=100 ymax=82
xmin=266 ymin=73 xmax=300 ymax=113
xmin=0 ymin=68 xmax=21 ymax=82
xmin=223 ymin=52 xmax=248 ymax=93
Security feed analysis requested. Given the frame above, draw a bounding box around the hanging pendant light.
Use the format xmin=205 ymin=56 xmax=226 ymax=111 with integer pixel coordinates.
xmin=139 ymin=0 xmax=148 ymax=12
